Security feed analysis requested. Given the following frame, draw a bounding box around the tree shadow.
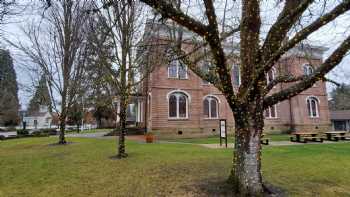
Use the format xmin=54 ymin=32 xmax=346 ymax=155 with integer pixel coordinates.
xmin=183 ymin=178 xmax=287 ymax=197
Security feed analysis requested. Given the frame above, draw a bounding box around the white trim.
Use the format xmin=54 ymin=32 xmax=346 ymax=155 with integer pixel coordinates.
xmin=306 ymin=96 xmax=320 ymax=118
xmin=232 ymin=64 xmax=241 ymax=86
xmin=203 ymin=96 xmax=219 ymax=119
xmin=202 ymin=94 xmax=221 ymax=103
xmin=265 ymin=104 xmax=278 ymax=119
xmin=167 ymin=91 xmax=190 ymax=119
xmin=303 ymin=63 xmax=314 ymax=76
xmin=166 ymin=89 xmax=191 ymax=102
xmin=266 ymin=67 xmax=276 ymax=85
xmin=167 ymin=60 xmax=188 ymax=79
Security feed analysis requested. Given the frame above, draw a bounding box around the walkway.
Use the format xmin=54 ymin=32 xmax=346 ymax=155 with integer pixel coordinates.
xmin=65 ymin=132 xmax=350 ymax=148
xmin=198 ymin=140 xmax=350 ymax=149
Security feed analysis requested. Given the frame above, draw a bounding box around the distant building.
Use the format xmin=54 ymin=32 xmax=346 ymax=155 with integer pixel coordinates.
xmin=22 ymin=106 xmax=55 ymax=129
xmin=330 ymin=110 xmax=350 ymax=131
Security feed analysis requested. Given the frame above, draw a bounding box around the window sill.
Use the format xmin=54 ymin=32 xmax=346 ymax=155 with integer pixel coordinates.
xmin=168 ymin=77 xmax=189 ymax=80
xmin=168 ymin=118 xmax=189 ymax=121
xmin=265 ymin=117 xmax=279 ymax=119
xmin=204 ymin=118 xmax=219 ymax=120
xmin=309 ymin=116 xmax=320 ymax=119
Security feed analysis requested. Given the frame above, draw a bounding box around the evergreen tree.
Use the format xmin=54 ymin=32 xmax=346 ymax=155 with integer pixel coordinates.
xmin=0 ymin=49 xmax=19 ymax=126
xmin=329 ymin=84 xmax=350 ymax=110
xmin=27 ymin=75 xmax=51 ymax=115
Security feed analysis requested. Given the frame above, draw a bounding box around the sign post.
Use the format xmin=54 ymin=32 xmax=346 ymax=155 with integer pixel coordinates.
xmin=219 ymin=119 xmax=227 ymax=148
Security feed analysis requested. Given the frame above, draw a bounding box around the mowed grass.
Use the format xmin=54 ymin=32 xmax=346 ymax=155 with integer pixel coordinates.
xmin=0 ymin=137 xmax=350 ymax=197
xmin=165 ymin=133 xmax=290 ymax=144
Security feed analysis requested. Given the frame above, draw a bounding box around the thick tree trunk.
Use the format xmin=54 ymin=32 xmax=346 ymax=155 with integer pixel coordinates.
xmin=116 ymin=95 xmax=128 ymax=159
xmin=229 ymin=104 xmax=265 ymax=196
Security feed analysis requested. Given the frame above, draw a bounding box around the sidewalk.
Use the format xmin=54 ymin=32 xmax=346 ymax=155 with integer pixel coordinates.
xmin=198 ymin=140 xmax=348 ymax=149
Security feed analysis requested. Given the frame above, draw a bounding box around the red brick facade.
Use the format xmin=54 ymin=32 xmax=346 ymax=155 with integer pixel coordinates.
xmin=139 ymin=25 xmax=331 ymax=138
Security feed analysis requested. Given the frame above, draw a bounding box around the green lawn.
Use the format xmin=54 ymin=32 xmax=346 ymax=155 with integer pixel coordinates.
xmin=0 ymin=137 xmax=349 ymax=196
xmin=165 ymin=133 xmax=290 ymax=144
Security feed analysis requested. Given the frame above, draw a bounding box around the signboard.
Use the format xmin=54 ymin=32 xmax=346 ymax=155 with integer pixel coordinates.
xmin=219 ymin=119 xmax=227 ymax=148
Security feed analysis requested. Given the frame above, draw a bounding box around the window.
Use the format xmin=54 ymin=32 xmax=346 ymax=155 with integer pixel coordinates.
xmin=307 ymin=96 xmax=319 ymax=117
xmin=203 ymin=96 xmax=219 ymax=118
xmin=232 ymin=64 xmax=241 ymax=86
xmin=202 ymin=62 xmax=210 ymax=84
xmin=168 ymin=92 xmax=189 ymax=118
xmin=303 ymin=64 xmax=314 ymax=76
xmin=264 ymin=105 xmax=277 ymax=118
xmin=168 ymin=60 xmax=188 ymax=79
xmin=266 ymin=67 xmax=276 ymax=84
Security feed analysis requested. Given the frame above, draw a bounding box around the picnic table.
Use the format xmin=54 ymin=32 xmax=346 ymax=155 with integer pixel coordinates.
xmin=261 ymin=134 xmax=269 ymax=145
xmin=324 ymin=131 xmax=348 ymax=141
xmin=290 ymin=132 xmax=323 ymax=143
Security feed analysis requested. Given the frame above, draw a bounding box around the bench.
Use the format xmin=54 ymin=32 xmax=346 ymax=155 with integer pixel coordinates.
xmin=261 ymin=138 xmax=269 ymax=145
xmin=302 ymin=136 xmax=323 ymax=143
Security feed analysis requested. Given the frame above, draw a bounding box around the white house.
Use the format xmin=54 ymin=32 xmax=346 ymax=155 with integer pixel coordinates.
xmin=23 ymin=106 xmax=54 ymax=129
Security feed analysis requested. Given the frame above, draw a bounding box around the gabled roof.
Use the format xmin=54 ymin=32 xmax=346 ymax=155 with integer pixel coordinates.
xmin=330 ymin=110 xmax=350 ymax=120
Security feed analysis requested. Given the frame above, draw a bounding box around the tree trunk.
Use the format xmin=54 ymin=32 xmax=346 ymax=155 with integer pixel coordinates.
xmin=116 ymin=95 xmax=128 ymax=159
xmin=229 ymin=104 xmax=264 ymax=196
xmin=58 ymin=113 xmax=67 ymax=144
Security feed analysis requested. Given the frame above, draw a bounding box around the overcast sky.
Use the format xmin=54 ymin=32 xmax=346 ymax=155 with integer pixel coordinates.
xmin=2 ymin=1 xmax=350 ymax=110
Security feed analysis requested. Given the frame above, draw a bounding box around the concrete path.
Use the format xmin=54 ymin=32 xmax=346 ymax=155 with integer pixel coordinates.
xmin=66 ymin=132 xmax=111 ymax=139
xmin=198 ymin=140 xmax=350 ymax=149
xmin=0 ymin=131 xmax=17 ymax=138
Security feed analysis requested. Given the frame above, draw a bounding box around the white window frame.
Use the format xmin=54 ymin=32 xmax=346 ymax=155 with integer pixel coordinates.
xmin=306 ymin=96 xmax=320 ymax=118
xmin=167 ymin=90 xmax=190 ymax=119
xmin=265 ymin=105 xmax=278 ymax=119
xmin=266 ymin=67 xmax=276 ymax=85
xmin=203 ymin=95 xmax=220 ymax=119
xmin=303 ymin=64 xmax=314 ymax=76
xmin=167 ymin=60 xmax=188 ymax=79
xmin=232 ymin=64 xmax=241 ymax=86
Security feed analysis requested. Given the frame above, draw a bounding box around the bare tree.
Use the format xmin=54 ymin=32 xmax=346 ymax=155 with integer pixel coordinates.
xmin=132 ymin=0 xmax=350 ymax=195
xmin=8 ymin=0 xmax=93 ymax=144
xmin=93 ymin=0 xmax=153 ymax=158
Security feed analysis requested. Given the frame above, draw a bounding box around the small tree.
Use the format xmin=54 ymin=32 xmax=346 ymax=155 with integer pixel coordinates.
xmin=92 ymin=0 xmax=153 ymax=158
xmin=9 ymin=0 xmax=94 ymax=144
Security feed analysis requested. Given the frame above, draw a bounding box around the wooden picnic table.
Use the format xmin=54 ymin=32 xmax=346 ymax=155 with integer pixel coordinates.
xmin=290 ymin=132 xmax=323 ymax=143
xmin=324 ymin=131 xmax=347 ymax=141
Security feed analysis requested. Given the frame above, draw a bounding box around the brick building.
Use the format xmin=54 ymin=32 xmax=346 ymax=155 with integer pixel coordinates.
xmin=128 ymin=23 xmax=331 ymax=138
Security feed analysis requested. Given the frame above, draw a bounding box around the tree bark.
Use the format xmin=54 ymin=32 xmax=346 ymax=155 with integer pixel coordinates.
xmin=229 ymin=103 xmax=264 ymax=196
xmin=116 ymin=94 xmax=128 ymax=159
xmin=58 ymin=112 xmax=67 ymax=144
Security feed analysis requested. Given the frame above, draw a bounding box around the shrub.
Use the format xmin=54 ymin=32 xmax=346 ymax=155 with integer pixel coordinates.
xmin=31 ymin=130 xmax=49 ymax=137
xmin=17 ymin=130 xmax=29 ymax=136
xmin=40 ymin=128 xmax=57 ymax=135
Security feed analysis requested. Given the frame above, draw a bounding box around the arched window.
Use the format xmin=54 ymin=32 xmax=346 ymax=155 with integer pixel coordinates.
xmin=264 ymin=105 xmax=277 ymax=118
xmin=168 ymin=92 xmax=189 ymax=118
xmin=232 ymin=64 xmax=241 ymax=86
xmin=203 ymin=96 xmax=219 ymax=118
xmin=303 ymin=64 xmax=314 ymax=76
xmin=266 ymin=67 xmax=276 ymax=84
xmin=168 ymin=60 xmax=188 ymax=79
xmin=307 ymin=96 xmax=319 ymax=117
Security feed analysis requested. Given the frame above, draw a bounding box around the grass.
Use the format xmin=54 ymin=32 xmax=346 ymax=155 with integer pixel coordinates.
xmin=0 ymin=137 xmax=350 ymax=196
xmin=164 ymin=133 xmax=290 ymax=144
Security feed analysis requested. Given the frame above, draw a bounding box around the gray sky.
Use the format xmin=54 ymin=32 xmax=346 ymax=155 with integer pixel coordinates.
xmin=2 ymin=1 xmax=350 ymax=110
